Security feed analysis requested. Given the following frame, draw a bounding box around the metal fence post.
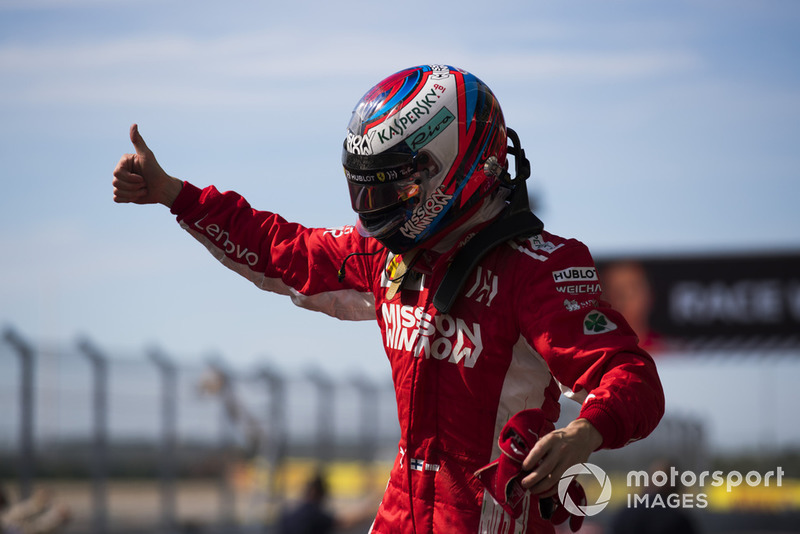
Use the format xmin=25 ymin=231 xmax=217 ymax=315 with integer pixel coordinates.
xmin=149 ymin=349 xmax=177 ymax=533
xmin=349 ymin=375 xmax=379 ymax=495
xmin=349 ymin=375 xmax=378 ymax=463
xmin=77 ymin=338 xmax=109 ymax=534
xmin=305 ymin=368 xmax=334 ymax=464
xmin=3 ymin=327 xmax=35 ymax=499
xmin=258 ymin=366 xmax=286 ymax=468
xmin=205 ymin=358 xmax=237 ymax=531
xmin=258 ymin=365 xmax=286 ymax=524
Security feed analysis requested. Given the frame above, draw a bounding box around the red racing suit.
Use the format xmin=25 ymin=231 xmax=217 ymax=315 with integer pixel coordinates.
xmin=170 ymin=182 xmax=665 ymax=534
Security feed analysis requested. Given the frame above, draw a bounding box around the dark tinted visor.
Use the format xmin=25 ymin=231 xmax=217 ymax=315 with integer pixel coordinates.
xmin=343 ymin=148 xmax=438 ymax=214
xmin=346 ymin=177 xmax=421 ymax=214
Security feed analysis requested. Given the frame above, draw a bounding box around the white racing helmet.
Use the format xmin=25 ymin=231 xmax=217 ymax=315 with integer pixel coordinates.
xmin=343 ymin=65 xmax=508 ymax=253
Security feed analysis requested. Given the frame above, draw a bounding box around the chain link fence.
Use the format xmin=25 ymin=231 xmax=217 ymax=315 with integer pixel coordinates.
xmin=1 ymin=326 xmax=401 ymax=533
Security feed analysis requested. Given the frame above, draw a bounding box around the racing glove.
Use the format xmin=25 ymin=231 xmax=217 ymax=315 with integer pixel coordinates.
xmin=474 ymin=409 xmax=586 ymax=532
xmin=474 ymin=409 xmax=554 ymax=518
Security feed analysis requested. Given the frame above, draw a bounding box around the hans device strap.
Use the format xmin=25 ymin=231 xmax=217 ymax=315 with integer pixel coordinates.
xmin=432 ymin=207 xmax=543 ymax=313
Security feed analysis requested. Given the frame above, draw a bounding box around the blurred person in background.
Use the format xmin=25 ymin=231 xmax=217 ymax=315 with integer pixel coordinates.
xmin=599 ymin=260 xmax=666 ymax=354
xmin=278 ymin=473 xmax=335 ymax=534
xmin=112 ymin=64 xmax=664 ymax=533
xmin=278 ymin=471 xmax=376 ymax=534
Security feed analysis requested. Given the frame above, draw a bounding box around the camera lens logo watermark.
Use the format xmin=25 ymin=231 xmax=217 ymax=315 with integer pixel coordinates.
xmin=558 ymin=463 xmax=613 ymax=517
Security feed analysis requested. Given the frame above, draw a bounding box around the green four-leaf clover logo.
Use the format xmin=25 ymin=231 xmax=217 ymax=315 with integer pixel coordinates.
xmin=583 ymin=311 xmax=618 ymax=335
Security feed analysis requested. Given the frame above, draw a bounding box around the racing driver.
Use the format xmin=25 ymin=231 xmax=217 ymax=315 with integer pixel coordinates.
xmin=112 ymin=64 xmax=665 ymax=533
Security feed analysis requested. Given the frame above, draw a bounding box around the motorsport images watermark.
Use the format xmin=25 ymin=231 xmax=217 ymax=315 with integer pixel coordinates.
xmin=558 ymin=463 xmax=786 ymax=516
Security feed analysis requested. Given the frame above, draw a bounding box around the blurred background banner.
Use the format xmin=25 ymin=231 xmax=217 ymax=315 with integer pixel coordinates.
xmin=597 ymin=252 xmax=800 ymax=354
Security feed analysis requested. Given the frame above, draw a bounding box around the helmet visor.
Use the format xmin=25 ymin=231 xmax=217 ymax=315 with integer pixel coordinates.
xmin=347 ymin=178 xmax=421 ymax=214
xmin=343 ymin=149 xmax=438 ymax=214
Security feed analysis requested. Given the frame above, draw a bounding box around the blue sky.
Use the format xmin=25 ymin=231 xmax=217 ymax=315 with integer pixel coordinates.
xmin=1 ymin=0 xmax=799 ymax=452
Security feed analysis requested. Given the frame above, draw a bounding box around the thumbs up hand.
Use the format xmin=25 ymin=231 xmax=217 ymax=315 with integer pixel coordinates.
xmin=112 ymin=124 xmax=182 ymax=207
